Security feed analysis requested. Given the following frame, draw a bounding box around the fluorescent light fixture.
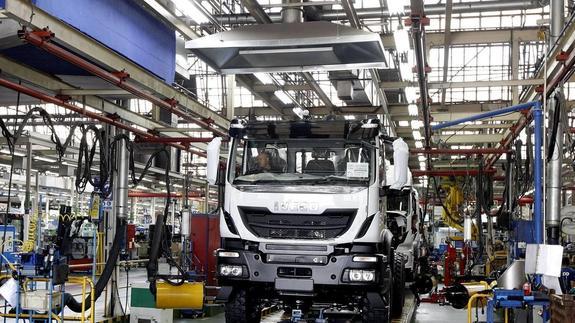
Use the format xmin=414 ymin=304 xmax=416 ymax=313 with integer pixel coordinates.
xmin=418 ymin=155 xmax=426 ymax=162
xmin=419 ymin=161 xmax=426 ymax=170
xmin=412 ymin=131 xmax=422 ymax=140
xmin=172 ymin=0 xmax=209 ymax=24
xmin=393 ymin=28 xmax=410 ymax=53
xmin=0 ymin=149 xmax=25 ymax=157
xmin=404 ymin=87 xmax=418 ymax=103
xmin=344 ymin=115 xmax=356 ymax=120
xmin=387 ymin=0 xmax=407 ymax=15
xmin=415 ymin=141 xmax=423 ymax=148
xmin=275 ymin=91 xmax=293 ymax=105
xmin=398 ymin=120 xmax=409 ymax=127
xmin=408 ymin=104 xmax=419 ymax=116
xmin=34 ymin=156 xmax=57 ymax=163
xmin=410 ymin=120 xmax=422 ymax=130
xmin=254 ymin=73 xmax=274 ymax=85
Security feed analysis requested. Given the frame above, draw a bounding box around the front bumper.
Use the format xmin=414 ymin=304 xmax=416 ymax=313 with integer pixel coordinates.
xmin=217 ymin=249 xmax=386 ymax=293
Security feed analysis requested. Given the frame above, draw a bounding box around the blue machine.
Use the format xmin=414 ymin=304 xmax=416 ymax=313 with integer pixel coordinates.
xmin=0 ymin=225 xmax=17 ymax=264
xmin=486 ymin=289 xmax=550 ymax=323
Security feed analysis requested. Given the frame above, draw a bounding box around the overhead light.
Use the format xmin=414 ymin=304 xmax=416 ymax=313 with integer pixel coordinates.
xmin=275 ymin=91 xmax=293 ymax=105
xmin=418 ymin=155 xmax=426 ymax=162
xmin=404 ymin=87 xmax=418 ymax=103
xmin=410 ymin=120 xmax=422 ymax=130
xmin=172 ymin=0 xmax=209 ymax=24
xmin=387 ymin=0 xmax=408 ymax=15
xmin=415 ymin=141 xmax=423 ymax=148
xmin=254 ymin=73 xmax=275 ymax=85
xmin=408 ymin=104 xmax=419 ymax=116
xmin=398 ymin=120 xmax=409 ymax=127
xmin=34 ymin=156 xmax=57 ymax=163
xmin=419 ymin=161 xmax=426 ymax=170
xmin=393 ymin=28 xmax=410 ymax=53
xmin=344 ymin=115 xmax=356 ymax=120
xmin=412 ymin=131 xmax=422 ymax=140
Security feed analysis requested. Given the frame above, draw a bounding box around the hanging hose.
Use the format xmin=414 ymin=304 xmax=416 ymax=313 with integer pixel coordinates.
xmin=63 ymin=218 xmax=126 ymax=312
xmin=547 ymin=91 xmax=564 ymax=162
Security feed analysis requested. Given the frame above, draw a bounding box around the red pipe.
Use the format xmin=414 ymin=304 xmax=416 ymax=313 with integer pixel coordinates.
xmin=128 ymin=191 xmax=204 ymax=198
xmin=22 ymin=30 xmax=227 ymax=138
xmin=411 ymin=148 xmax=511 ymax=155
xmin=411 ymin=168 xmax=497 ymax=177
xmin=0 ymin=77 xmax=207 ymax=155
xmin=487 ymin=37 xmax=575 ymax=168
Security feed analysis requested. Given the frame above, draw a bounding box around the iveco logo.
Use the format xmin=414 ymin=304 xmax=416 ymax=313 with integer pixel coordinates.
xmin=273 ymin=201 xmax=319 ymax=213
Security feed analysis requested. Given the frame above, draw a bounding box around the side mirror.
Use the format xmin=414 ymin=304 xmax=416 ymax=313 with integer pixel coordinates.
xmin=207 ymin=137 xmax=222 ymax=185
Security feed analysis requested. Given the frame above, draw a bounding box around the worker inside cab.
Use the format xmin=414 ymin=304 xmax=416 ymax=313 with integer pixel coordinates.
xmin=247 ymin=148 xmax=286 ymax=174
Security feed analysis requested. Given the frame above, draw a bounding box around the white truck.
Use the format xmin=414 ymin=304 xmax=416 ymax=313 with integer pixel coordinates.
xmin=207 ymin=118 xmax=409 ymax=323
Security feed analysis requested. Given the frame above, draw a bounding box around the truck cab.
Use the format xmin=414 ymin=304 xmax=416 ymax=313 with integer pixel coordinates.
xmin=207 ymin=118 xmax=405 ymax=323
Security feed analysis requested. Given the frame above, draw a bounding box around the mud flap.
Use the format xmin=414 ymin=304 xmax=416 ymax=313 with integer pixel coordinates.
xmin=366 ymin=292 xmax=386 ymax=309
xmin=216 ymin=286 xmax=233 ymax=303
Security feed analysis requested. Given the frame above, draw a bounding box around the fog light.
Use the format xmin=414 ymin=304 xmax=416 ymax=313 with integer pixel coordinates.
xmin=219 ymin=265 xmax=243 ymax=277
xmin=349 ymin=269 xmax=375 ymax=282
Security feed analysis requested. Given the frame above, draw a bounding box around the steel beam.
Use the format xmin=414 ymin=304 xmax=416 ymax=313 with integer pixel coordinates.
xmin=411 ymin=168 xmax=497 ymax=177
xmin=381 ymin=79 xmax=543 ymax=90
xmin=0 ymin=55 xmax=209 ymax=152
xmin=410 ymin=148 xmax=511 ymax=155
xmin=436 ymin=134 xmax=504 ymax=144
xmin=2 ymin=0 xmax=229 ymax=130
xmin=381 ymin=27 xmax=540 ymax=49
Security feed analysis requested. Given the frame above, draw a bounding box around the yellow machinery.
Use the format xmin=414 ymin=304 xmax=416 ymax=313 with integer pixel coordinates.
xmin=442 ymin=182 xmax=465 ymax=232
xmin=156 ymin=281 xmax=204 ymax=309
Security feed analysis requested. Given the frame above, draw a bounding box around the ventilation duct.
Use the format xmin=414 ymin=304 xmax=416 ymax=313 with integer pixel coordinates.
xmin=185 ymin=21 xmax=385 ymax=74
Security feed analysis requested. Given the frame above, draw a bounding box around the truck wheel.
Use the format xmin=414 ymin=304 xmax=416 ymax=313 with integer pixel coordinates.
xmin=225 ymin=289 xmax=261 ymax=323
xmin=391 ymin=252 xmax=406 ymax=318
xmin=361 ymin=294 xmax=390 ymax=323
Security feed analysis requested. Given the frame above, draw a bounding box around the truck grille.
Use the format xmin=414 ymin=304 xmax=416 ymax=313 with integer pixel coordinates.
xmin=238 ymin=207 xmax=356 ymax=240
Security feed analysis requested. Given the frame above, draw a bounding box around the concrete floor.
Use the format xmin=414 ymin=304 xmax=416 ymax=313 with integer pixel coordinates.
xmin=1 ymin=268 xmax=488 ymax=322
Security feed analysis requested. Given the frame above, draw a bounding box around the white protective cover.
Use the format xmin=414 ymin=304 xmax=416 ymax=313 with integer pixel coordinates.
xmin=206 ymin=137 xmax=222 ymax=185
xmin=390 ymin=138 xmax=410 ymax=190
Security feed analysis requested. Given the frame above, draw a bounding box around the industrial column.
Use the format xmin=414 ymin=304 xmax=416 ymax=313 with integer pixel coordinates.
xmin=546 ymin=0 xmax=565 ymax=244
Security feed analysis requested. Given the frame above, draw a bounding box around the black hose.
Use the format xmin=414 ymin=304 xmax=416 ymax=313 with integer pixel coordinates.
xmin=64 ymin=218 xmax=126 ymax=312
xmin=547 ymin=91 xmax=564 ymax=162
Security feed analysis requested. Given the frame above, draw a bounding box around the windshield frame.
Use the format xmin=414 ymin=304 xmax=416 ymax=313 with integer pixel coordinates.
xmin=227 ymin=138 xmax=377 ymax=187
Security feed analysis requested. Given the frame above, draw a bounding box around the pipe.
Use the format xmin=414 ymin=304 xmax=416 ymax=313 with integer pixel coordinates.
xmin=410 ymin=12 xmax=432 ymax=149
xmin=0 ymin=78 xmax=207 ymax=157
xmin=211 ymin=0 xmax=545 ymax=23
xmin=432 ymin=101 xmax=538 ymax=131
xmin=533 ymin=102 xmax=543 ymax=245
xmin=411 ymin=169 xmax=497 ymax=177
xmin=128 ymin=191 xmax=204 ymax=198
xmin=410 ymin=148 xmax=511 ymax=155
xmin=547 ymin=0 xmax=565 ymax=245
xmin=546 ymin=92 xmax=564 ymax=244
xmin=281 ymin=0 xmax=303 ymax=23
xmin=21 ymin=30 xmax=227 ymax=137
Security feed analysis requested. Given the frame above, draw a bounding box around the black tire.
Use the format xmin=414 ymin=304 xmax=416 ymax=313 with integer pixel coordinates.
xmin=391 ymin=252 xmax=406 ymax=318
xmin=361 ymin=294 xmax=390 ymax=323
xmin=225 ymin=289 xmax=261 ymax=323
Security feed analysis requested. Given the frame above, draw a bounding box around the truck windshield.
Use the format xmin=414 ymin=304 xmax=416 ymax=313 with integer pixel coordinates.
xmin=228 ymin=139 xmax=374 ymax=186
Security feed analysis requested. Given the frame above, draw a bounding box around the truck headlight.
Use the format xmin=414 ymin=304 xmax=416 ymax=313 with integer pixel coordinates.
xmin=219 ymin=265 xmax=244 ymax=277
xmin=349 ymin=269 xmax=376 ymax=282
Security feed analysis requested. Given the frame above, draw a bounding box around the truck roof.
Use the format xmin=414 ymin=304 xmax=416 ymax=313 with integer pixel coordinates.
xmin=230 ymin=119 xmax=380 ymax=141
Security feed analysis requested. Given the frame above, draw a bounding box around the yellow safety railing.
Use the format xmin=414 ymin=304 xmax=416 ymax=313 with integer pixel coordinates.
xmin=0 ymin=276 xmax=95 ymax=323
xmin=466 ymin=292 xmax=508 ymax=323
